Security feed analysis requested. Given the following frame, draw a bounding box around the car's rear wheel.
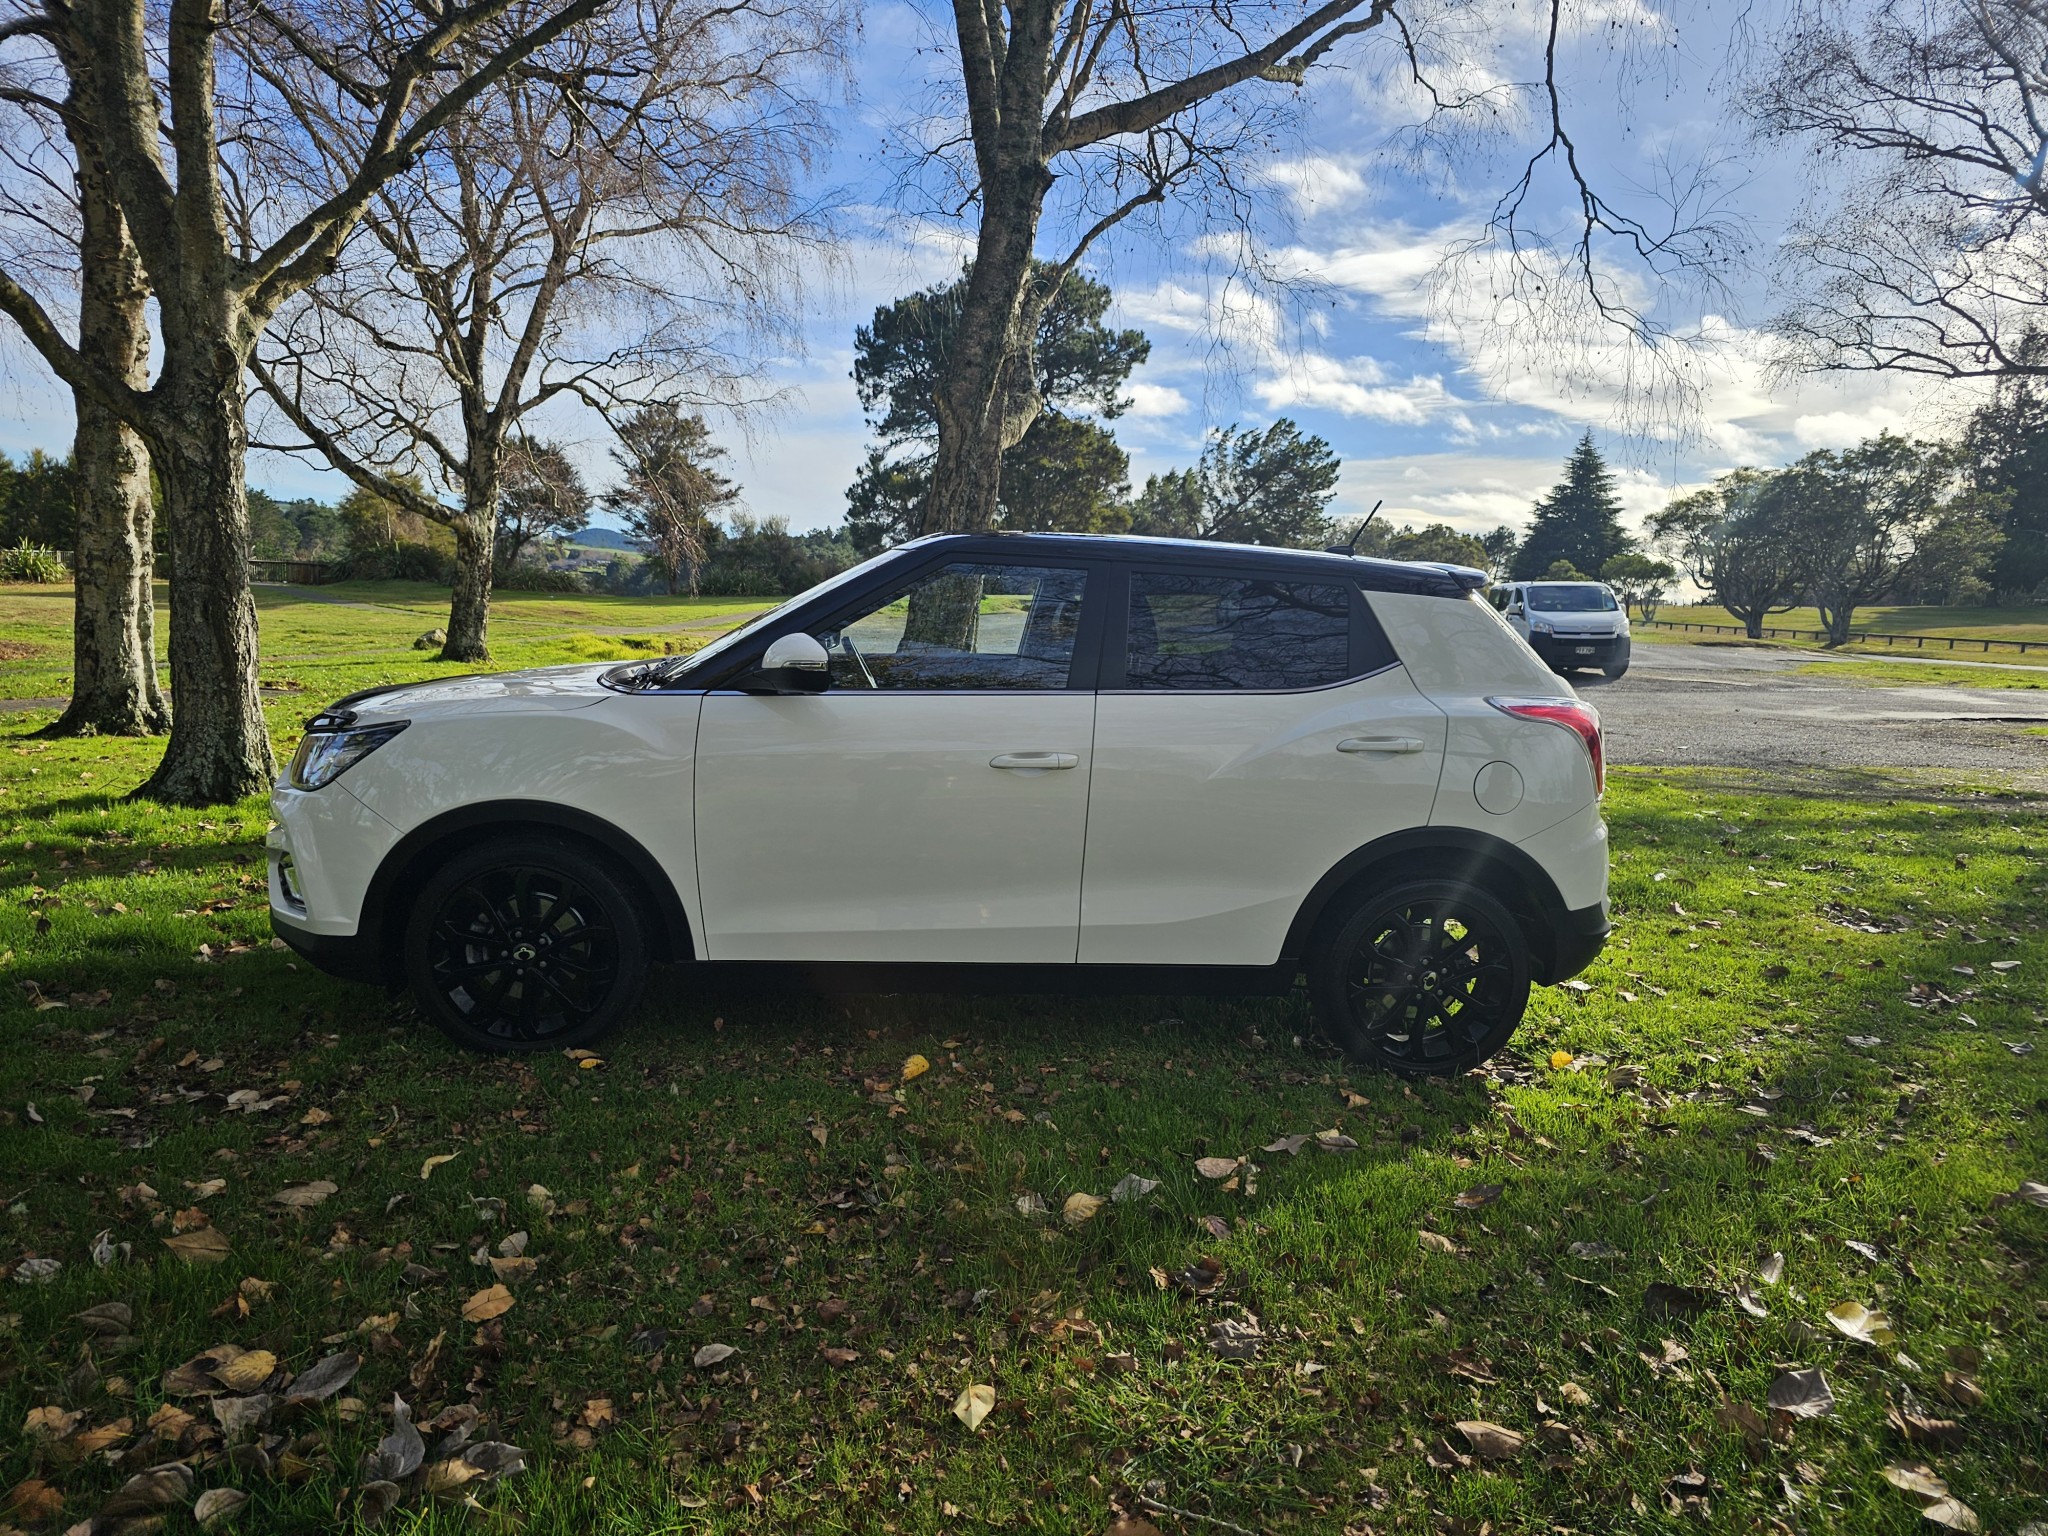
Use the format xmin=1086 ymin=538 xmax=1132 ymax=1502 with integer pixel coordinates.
xmin=404 ymin=836 xmax=648 ymax=1052
xmin=1309 ymin=878 xmax=1530 ymax=1075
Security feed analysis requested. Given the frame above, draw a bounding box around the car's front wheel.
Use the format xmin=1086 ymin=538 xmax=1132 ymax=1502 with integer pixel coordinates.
xmin=1601 ymin=660 xmax=1629 ymax=679
xmin=1309 ymin=878 xmax=1531 ymax=1075
xmin=404 ymin=835 xmax=648 ymax=1052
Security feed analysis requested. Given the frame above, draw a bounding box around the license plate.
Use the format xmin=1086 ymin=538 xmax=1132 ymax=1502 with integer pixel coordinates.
xmin=1575 ymin=646 xmax=1596 ymax=655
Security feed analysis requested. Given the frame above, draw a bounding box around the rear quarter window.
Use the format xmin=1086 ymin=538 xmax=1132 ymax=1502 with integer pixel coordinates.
xmin=1121 ymin=571 xmax=1395 ymax=690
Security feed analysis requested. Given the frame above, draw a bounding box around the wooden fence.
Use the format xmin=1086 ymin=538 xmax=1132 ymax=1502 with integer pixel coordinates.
xmin=249 ymin=558 xmax=347 ymax=585
xmin=1645 ymin=617 xmax=2045 ymax=656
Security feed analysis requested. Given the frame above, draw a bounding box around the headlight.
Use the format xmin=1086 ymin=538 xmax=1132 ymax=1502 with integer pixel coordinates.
xmin=1529 ymin=618 xmax=1553 ymax=634
xmin=289 ymin=712 xmax=408 ymax=790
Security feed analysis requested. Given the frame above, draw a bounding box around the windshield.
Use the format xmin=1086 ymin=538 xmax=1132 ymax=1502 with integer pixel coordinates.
xmin=617 ymin=547 xmax=903 ymax=689
xmin=1526 ymin=584 xmax=1618 ymax=613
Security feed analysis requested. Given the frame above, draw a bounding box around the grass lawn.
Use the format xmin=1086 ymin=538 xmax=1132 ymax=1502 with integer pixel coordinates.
xmin=1653 ymin=603 xmax=2048 ymax=647
xmin=2 ymin=593 xmax=2046 ymax=1534
xmin=0 ymin=581 xmax=774 ymax=712
xmin=1792 ymin=660 xmax=2048 ymax=691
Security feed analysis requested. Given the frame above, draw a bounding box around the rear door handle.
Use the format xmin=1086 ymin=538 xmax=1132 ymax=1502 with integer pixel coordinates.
xmin=990 ymin=751 xmax=1079 ymax=771
xmin=1338 ymin=736 xmax=1425 ymax=754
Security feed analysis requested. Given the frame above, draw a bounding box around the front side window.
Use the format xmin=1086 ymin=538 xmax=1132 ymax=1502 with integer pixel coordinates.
xmin=1526 ymin=584 xmax=1618 ymax=613
xmin=814 ymin=562 xmax=1089 ymax=690
xmin=1125 ymin=572 xmax=1351 ymax=691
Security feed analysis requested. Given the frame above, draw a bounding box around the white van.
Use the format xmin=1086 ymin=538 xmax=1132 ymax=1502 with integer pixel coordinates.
xmin=1489 ymin=581 xmax=1631 ymax=678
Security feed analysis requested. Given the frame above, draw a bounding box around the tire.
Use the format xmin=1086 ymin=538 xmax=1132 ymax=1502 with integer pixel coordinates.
xmin=1601 ymin=661 xmax=1629 ymax=680
xmin=1309 ymin=878 xmax=1531 ymax=1075
xmin=403 ymin=834 xmax=648 ymax=1052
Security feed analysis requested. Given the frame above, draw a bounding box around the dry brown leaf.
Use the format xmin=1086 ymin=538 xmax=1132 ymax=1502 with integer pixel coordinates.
xmin=1454 ymin=1183 xmax=1503 ymax=1210
xmin=460 ymin=1285 xmax=514 ymax=1323
xmin=490 ymin=1256 xmax=538 ymax=1284
xmin=1061 ymin=1192 xmax=1106 ymax=1226
xmin=1768 ymin=1367 xmax=1836 ymax=1419
xmin=1417 ymin=1230 xmax=1460 ymax=1254
xmin=420 ymin=1153 xmax=459 ymax=1181
xmin=1457 ymin=1420 xmax=1526 ymax=1459
xmin=164 ymin=1226 xmax=231 ymax=1265
xmin=22 ymin=1405 xmax=82 ymax=1439
xmin=1194 ymin=1156 xmax=1239 ymax=1179
xmin=2 ymin=1476 xmax=64 ymax=1522
xmin=693 ymin=1344 xmax=736 ymax=1368
xmin=819 ymin=1346 xmax=859 ymax=1367
xmin=1828 ymin=1300 xmax=1897 ymax=1346
xmin=580 ymin=1398 xmax=615 ymax=1430
xmin=270 ymin=1180 xmax=337 ymax=1208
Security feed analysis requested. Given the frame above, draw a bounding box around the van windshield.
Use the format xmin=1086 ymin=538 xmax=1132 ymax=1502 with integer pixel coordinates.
xmin=1526 ymin=584 xmax=1618 ymax=613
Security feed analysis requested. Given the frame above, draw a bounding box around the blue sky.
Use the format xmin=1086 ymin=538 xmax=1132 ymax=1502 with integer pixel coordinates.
xmin=0 ymin=0 xmax=1959 ymax=541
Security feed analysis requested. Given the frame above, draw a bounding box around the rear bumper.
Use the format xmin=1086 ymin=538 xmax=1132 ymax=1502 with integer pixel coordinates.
xmin=1547 ymin=901 xmax=1610 ymax=982
xmin=272 ymin=910 xmax=385 ymax=986
xmin=1530 ymin=633 xmax=1629 ymax=668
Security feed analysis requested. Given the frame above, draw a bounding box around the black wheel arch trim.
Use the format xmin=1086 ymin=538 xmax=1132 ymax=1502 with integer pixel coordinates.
xmin=361 ymin=801 xmax=694 ymax=981
xmin=1281 ymin=825 xmax=1603 ymax=984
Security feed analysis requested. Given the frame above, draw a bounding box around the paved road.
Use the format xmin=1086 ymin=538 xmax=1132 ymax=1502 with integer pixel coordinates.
xmin=1583 ymin=641 xmax=2048 ymax=773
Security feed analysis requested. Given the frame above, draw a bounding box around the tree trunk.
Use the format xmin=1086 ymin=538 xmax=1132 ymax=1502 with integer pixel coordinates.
xmin=43 ymin=67 xmax=167 ymax=738
xmin=924 ymin=173 xmax=1050 ymax=535
xmin=136 ymin=362 xmax=275 ymax=804
xmin=445 ymin=511 xmax=496 ymax=661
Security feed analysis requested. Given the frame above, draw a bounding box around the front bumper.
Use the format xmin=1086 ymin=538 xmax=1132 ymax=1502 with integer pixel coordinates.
xmin=1530 ymin=633 xmax=1629 ymax=668
xmin=272 ymin=909 xmax=386 ymax=985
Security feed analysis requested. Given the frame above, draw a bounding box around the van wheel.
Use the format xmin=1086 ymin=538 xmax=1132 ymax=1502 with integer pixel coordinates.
xmin=1309 ymin=879 xmax=1530 ymax=1075
xmin=404 ymin=835 xmax=648 ymax=1053
xmin=1601 ymin=660 xmax=1629 ymax=679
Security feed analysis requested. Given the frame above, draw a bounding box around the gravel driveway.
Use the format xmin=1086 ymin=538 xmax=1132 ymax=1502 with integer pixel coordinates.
xmin=1582 ymin=641 xmax=2048 ymax=774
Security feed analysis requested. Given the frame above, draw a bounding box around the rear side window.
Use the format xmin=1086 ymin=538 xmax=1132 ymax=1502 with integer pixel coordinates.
xmin=1125 ymin=573 xmax=1354 ymax=691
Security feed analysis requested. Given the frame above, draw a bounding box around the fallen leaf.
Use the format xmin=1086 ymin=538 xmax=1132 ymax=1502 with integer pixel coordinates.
xmin=580 ymin=1398 xmax=615 ymax=1430
xmin=1888 ymin=1402 xmax=1965 ymax=1448
xmin=164 ymin=1227 xmax=231 ymax=1265
xmin=11 ymin=1256 xmax=62 ymax=1285
xmin=819 ymin=1346 xmax=859 ymax=1367
xmin=1549 ymin=1050 xmax=1574 ymax=1069
xmin=490 ymin=1256 xmax=538 ymax=1284
xmin=2 ymin=1477 xmax=64 ymax=1522
xmin=1110 ymin=1174 xmax=1159 ymax=1203
xmin=1457 ymin=1420 xmax=1527 ymax=1460
xmin=460 ymin=1285 xmax=514 ymax=1323
xmin=420 ymin=1153 xmax=459 ymax=1181
xmin=99 ymin=1464 xmax=191 ymax=1518
xmin=1417 ymin=1230 xmax=1460 ymax=1255
xmin=1207 ymin=1316 xmax=1263 ymax=1361
xmin=1455 ymin=1183 xmax=1503 ymax=1209
xmin=952 ymin=1383 xmax=995 ymax=1431
xmin=1261 ymin=1134 xmax=1310 ymax=1155
xmin=1758 ymin=1252 xmax=1785 ymax=1286
xmin=1768 ymin=1367 xmax=1835 ymax=1418
xmin=1923 ymin=1498 xmax=1981 ymax=1532
xmin=1061 ymin=1192 xmax=1105 ymax=1225
xmin=23 ymin=1405 xmax=83 ymax=1439
xmin=1882 ymin=1464 xmax=1949 ymax=1499
xmin=211 ymin=1349 xmax=277 ymax=1392
xmin=1567 ymin=1240 xmax=1620 ymax=1259
xmin=1716 ymin=1396 xmax=1767 ymax=1441
xmin=1170 ymin=1256 xmax=1224 ymax=1295
xmin=1014 ymin=1192 xmax=1049 ymax=1219
xmin=421 ymin=1458 xmax=484 ymax=1499
xmin=270 ymin=1181 xmax=337 ymax=1209
xmin=2007 ymin=1180 xmax=2047 ymax=1208
xmin=693 ymin=1344 xmax=737 ymax=1369
xmin=526 ymin=1183 xmax=555 ymax=1213
xmin=1314 ymin=1128 xmax=1359 ymax=1151
xmin=900 ymin=1054 xmax=930 ymax=1083
xmin=1557 ymin=1381 xmax=1594 ymax=1407
xmin=1194 ymin=1156 xmax=1240 ymax=1179
xmin=286 ymin=1350 xmax=360 ymax=1404
xmin=357 ymin=1479 xmax=402 ymax=1524
xmin=1828 ymin=1300 xmax=1897 ymax=1347
xmin=361 ymin=1396 xmax=424 ymax=1482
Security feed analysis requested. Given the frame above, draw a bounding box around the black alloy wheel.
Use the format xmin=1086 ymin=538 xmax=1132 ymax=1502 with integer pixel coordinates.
xmin=1310 ymin=879 xmax=1530 ymax=1074
xmin=404 ymin=836 xmax=648 ymax=1052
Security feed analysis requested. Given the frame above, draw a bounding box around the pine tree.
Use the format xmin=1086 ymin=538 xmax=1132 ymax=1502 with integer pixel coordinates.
xmin=1510 ymin=433 xmax=1634 ymax=580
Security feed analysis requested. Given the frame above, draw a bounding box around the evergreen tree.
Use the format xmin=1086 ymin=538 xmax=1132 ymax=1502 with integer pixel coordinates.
xmin=1961 ymin=357 xmax=2048 ymax=596
xmin=1510 ymin=433 xmax=1634 ymax=580
xmin=1129 ymin=420 xmax=1342 ymax=549
xmin=845 ymin=265 xmax=1149 ymax=550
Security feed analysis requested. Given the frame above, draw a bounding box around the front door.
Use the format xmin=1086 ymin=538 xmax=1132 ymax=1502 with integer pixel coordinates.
xmin=1079 ymin=567 xmax=1447 ymax=966
xmin=694 ymin=558 xmax=1098 ymax=963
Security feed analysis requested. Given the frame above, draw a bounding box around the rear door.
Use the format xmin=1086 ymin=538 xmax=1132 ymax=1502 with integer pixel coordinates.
xmin=693 ymin=556 xmax=1101 ymax=963
xmin=1078 ymin=565 xmax=1447 ymax=966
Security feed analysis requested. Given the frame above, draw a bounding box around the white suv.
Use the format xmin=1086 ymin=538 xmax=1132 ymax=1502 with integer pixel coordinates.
xmin=1489 ymin=580 xmax=1631 ymax=679
xmin=270 ymin=534 xmax=1609 ymax=1075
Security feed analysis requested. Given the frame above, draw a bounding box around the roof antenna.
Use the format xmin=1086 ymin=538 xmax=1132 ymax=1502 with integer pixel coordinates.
xmin=1327 ymin=500 xmax=1382 ymax=557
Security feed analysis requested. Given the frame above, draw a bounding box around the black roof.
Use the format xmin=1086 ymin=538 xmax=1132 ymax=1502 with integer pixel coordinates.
xmin=905 ymin=532 xmax=1487 ymax=598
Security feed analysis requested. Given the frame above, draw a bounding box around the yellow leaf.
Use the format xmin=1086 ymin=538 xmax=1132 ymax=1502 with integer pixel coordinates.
xmin=952 ymin=1383 xmax=995 ymax=1432
xmin=1061 ymin=1192 xmax=1105 ymax=1226
xmin=420 ymin=1153 xmax=459 ymax=1181
xmin=461 ymin=1285 xmax=515 ymax=1323
xmin=1549 ymin=1050 xmax=1573 ymax=1070
xmin=901 ymin=1054 xmax=930 ymax=1083
xmin=210 ymin=1350 xmax=277 ymax=1393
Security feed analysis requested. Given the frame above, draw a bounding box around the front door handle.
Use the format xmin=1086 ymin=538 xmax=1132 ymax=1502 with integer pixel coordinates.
xmin=1337 ymin=736 xmax=1425 ymax=754
xmin=990 ymin=752 xmax=1079 ymax=771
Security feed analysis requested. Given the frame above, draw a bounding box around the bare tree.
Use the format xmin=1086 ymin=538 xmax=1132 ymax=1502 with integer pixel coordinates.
xmin=0 ymin=11 xmax=167 ymax=736
xmin=0 ymin=0 xmax=612 ymax=802
xmin=251 ymin=0 xmax=835 ymax=659
xmin=1755 ymin=0 xmax=2048 ymax=381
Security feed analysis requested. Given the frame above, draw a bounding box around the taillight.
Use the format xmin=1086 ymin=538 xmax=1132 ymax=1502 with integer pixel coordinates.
xmin=1487 ymin=696 xmax=1604 ymax=796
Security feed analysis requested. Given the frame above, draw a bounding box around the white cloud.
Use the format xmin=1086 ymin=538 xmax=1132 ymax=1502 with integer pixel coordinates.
xmin=1122 ymin=382 xmax=1190 ymax=418
xmin=1254 ymin=351 xmax=1462 ymax=423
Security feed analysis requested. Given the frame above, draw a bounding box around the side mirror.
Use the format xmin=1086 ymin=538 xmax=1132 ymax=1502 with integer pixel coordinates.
xmin=754 ymin=632 xmax=830 ymax=694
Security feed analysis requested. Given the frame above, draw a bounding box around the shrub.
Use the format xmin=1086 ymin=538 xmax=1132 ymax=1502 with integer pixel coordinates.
xmin=346 ymin=540 xmax=455 ymax=583
xmin=0 ymin=542 xmax=66 ymax=582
